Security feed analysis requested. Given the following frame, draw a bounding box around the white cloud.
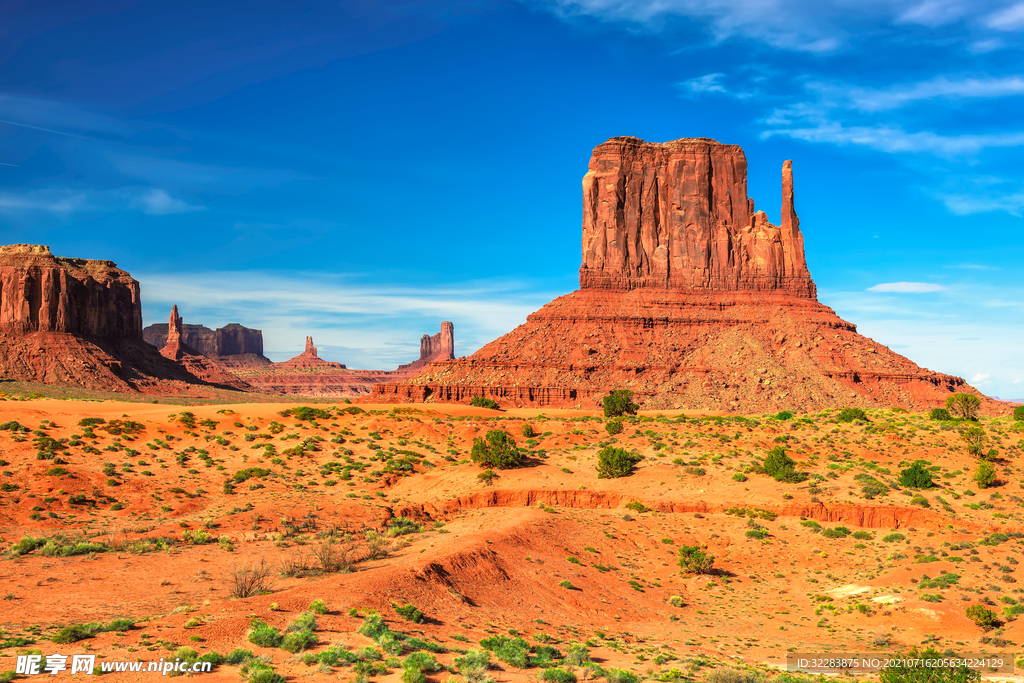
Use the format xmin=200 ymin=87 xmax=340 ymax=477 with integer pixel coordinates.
xmin=810 ymin=75 xmax=1024 ymax=112
xmin=0 ymin=189 xmax=89 ymax=214
xmin=972 ymin=373 xmax=991 ymax=383
xmin=762 ymin=122 xmax=1024 ymax=156
xmin=941 ymin=189 xmax=1024 ymax=215
xmin=866 ymin=282 xmax=949 ymax=293
xmin=131 ymin=189 xmax=205 ymax=216
xmin=1014 ymin=379 xmax=1022 ymax=384
xmin=677 ymin=72 xmax=758 ymax=99
xmin=987 ymin=1 xmax=1024 ymax=29
xmin=536 ymin=0 xmax=1010 ymax=52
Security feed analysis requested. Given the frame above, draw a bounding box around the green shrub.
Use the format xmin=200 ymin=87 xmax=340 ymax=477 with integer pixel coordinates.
xmin=606 ymin=669 xmax=640 ymax=683
xmin=821 ymin=526 xmax=851 ymax=539
xmin=605 ymin=419 xmax=624 ymax=436
xmin=470 ymin=397 xmax=501 ymax=410
xmin=470 ymin=430 xmax=523 ymax=469
xmin=960 ymin=426 xmax=987 ymax=458
xmin=852 ymin=531 xmax=872 ymax=540
xmin=762 ymin=447 xmax=806 ymax=483
xmin=394 ymin=603 xmax=424 ymax=623
xmin=281 ymin=406 xmax=330 ymax=421
xmin=774 ymin=411 xmax=793 ymax=421
xmin=233 ymin=467 xmax=271 ymax=482
xmin=837 ymin=407 xmax=868 ymax=423
xmin=454 ymin=650 xmax=491 ymax=683
xmin=281 ymin=629 xmax=317 ymax=653
xmin=973 ymin=461 xmax=997 ymax=489
xmin=882 ymin=533 xmax=905 ymax=543
xmin=225 ymin=648 xmax=254 ymax=665
xmin=965 ymin=604 xmax=1001 ymax=630
xmin=596 ymin=446 xmax=643 ymax=479
xmin=247 ymin=619 xmax=282 ymax=648
xmin=946 ymin=393 xmax=980 ymax=421
xmin=930 ymin=408 xmax=952 ymax=421
xmin=309 ymin=599 xmax=328 ymax=614
xmin=732 ymin=472 xmax=747 ymax=482
xmin=521 ymin=424 xmax=535 ymax=438
xmin=542 ymin=668 xmax=578 ymax=683
xmin=602 ymin=390 xmax=639 ymax=418
xmin=51 ymin=623 xmax=102 ymax=644
xmin=898 ymin=462 xmax=933 ymax=489
xmin=677 ymin=545 xmax=715 ymax=574
xmin=1014 ymin=406 xmax=1024 ymax=422
xmin=357 ymin=614 xmax=389 ymax=640
xmin=879 ymin=648 xmax=978 ymax=683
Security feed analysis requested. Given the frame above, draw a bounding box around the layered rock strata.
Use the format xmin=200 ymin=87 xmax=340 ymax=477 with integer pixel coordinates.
xmin=0 ymin=245 xmax=246 ymax=394
xmin=143 ymin=320 xmax=269 ymax=367
xmin=370 ymin=137 xmax=978 ymax=411
xmin=158 ymin=306 xmax=251 ymax=391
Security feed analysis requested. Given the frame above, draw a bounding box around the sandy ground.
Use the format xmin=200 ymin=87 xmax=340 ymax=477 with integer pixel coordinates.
xmin=1 ymin=397 xmax=1023 ymax=681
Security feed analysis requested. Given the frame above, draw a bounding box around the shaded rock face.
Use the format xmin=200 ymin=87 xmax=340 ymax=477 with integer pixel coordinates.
xmin=369 ymin=136 xmax=981 ymax=412
xmin=143 ymin=321 xmax=265 ymax=359
xmin=0 ymin=244 xmax=142 ymax=339
xmin=580 ymin=137 xmax=815 ymax=297
xmin=158 ymin=305 xmax=251 ymax=391
xmin=0 ymin=245 xmax=247 ymax=394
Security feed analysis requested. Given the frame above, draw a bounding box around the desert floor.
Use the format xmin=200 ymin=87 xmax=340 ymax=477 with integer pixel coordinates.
xmin=1 ymin=396 xmax=1023 ymax=682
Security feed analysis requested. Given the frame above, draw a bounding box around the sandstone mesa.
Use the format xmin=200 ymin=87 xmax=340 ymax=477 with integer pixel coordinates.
xmin=372 ymin=136 xmax=976 ymax=411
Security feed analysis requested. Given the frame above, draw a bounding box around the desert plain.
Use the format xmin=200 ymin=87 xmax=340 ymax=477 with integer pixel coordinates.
xmin=1 ymin=394 xmax=1023 ymax=682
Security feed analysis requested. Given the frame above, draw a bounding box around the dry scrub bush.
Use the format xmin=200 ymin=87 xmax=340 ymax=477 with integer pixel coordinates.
xmin=702 ymin=669 xmax=763 ymax=683
xmin=311 ymin=538 xmax=356 ymax=573
xmin=230 ymin=557 xmax=275 ymax=598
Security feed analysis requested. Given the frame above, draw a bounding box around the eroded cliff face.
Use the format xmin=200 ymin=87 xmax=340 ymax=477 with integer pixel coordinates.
xmin=0 ymin=244 xmax=142 ymax=339
xmin=579 ymin=137 xmax=815 ymax=297
xmin=143 ymin=321 xmax=264 ymax=358
xmin=420 ymin=321 xmax=454 ymax=362
xmin=0 ymin=246 xmax=248 ymax=394
xmin=368 ymin=135 xmax=980 ymax=411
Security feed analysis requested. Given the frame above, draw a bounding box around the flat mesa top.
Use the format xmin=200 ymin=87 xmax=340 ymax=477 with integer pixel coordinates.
xmin=0 ymin=243 xmax=123 ymax=273
xmin=599 ymin=135 xmax=741 ymax=151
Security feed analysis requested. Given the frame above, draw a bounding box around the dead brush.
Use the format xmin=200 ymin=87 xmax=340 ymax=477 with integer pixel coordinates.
xmin=229 ymin=557 xmax=275 ymax=598
xmin=278 ymin=552 xmax=309 ymax=578
xmin=310 ymin=538 xmax=356 ymax=574
xmin=702 ymin=668 xmax=764 ymax=683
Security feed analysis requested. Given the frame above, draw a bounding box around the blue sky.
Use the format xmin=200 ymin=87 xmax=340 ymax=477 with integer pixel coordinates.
xmin=0 ymin=0 xmax=1022 ymax=398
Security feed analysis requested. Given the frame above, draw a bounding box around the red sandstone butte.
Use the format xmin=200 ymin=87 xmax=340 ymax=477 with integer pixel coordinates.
xmin=370 ymin=136 xmax=980 ymax=411
xmin=0 ymin=244 xmax=244 ymax=393
xmin=159 ymin=306 xmax=251 ymax=391
xmin=144 ymin=319 xmax=269 ymax=368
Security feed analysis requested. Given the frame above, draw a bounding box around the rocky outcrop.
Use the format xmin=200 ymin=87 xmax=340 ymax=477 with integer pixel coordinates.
xmin=0 ymin=244 xmax=142 ymax=339
xmin=396 ymin=322 xmax=455 ymax=374
xmin=369 ymin=136 xmax=982 ymax=412
xmin=275 ymin=336 xmax=346 ymax=369
xmin=579 ymin=137 xmax=815 ymax=297
xmin=143 ymin=320 xmax=268 ymax=365
xmin=0 ymin=245 xmax=248 ymax=394
xmin=238 ymin=324 xmax=455 ymax=398
xmin=156 ymin=305 xmax=251 ymax=390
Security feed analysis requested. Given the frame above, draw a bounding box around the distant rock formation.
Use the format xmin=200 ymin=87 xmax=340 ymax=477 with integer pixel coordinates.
xmin=143 ymin=319 xmax=268 ymax=366
xmin=158 ymin=305 xmax=251 ymax=391
xmin=237 ymin=324 xmax=454 ymax=398
xmin=275 ymin=336 xmax=347 ymax=369
xmin=396 ymin=322 xmax=455 ymax=374
xmin=0 ymin=245 xmax=245 ymax=394
xmin=370 ymin=137 xmax=979 ymax=412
